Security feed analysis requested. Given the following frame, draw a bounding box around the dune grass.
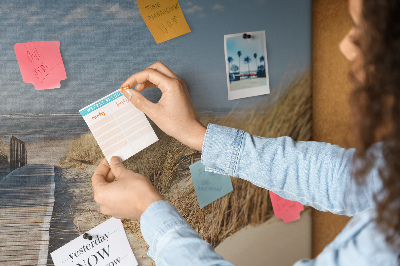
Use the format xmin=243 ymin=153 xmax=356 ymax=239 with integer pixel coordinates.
xmin=61 ymin=69 xmax=311 ymax=248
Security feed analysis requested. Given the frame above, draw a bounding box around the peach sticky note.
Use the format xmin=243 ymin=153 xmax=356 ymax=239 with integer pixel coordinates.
xmin=269 ymin=191 xmax=304 ymax=223
xmin=14 ymin=41 xmax=67 ymax=90
xmin=137 ymin=0 xmax=191 ymax=44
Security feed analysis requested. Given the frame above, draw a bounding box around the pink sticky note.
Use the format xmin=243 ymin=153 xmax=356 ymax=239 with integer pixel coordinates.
xmin=14 ymin=41 xmax=67 ymax=90
xmin=270 ymin=191 xmax=304 ymax=223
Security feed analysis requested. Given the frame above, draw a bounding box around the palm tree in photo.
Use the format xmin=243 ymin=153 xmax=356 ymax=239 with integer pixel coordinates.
xmin=231 ymin=64 xmax=239 ymax=73
xmin=244 ymin=56 xmax=251 ymax=78
xmin=227 ymin=56 xmax=234 ymax=83
xmin=253 ymin=53 xmax=258 ymax=75
xmin=259 ymin=55 xmax=266 ymax=77
xmin=237 ymin=51 xmax=242 ymax=78
xmin=227 ymin=56 xmax=234 ymax=73
xmin=260 ymin=55 xmax=265 ymax=71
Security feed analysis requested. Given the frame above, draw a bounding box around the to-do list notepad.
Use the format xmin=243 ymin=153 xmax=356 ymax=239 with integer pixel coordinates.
xmin=79 ymin=89 xmax=158 ymax=162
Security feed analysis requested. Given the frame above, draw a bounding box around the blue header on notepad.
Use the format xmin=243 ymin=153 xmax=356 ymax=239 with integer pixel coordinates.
xmin=80 ymin=91 xmax=123 ymax=116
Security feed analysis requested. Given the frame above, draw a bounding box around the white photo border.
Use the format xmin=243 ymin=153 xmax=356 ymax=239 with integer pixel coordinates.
xmin=224 ymin=30 xmax=270 ymax=100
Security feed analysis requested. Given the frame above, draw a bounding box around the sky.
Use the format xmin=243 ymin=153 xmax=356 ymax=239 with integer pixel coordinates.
xmin=226 ymin=31 xmax=267 ymax=73
xmin=0 ymin=0 xmax=311 ymax=114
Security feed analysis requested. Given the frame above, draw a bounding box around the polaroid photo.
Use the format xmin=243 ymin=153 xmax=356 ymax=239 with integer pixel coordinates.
xmin=224 ymin=30 xmax=270 ymax=100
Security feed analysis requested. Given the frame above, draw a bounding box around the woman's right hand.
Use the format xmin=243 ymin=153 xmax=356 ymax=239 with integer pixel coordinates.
xmin=120 ymin=61 xmax=207 ymax=151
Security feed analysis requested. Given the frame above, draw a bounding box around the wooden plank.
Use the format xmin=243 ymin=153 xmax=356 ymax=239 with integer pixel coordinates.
xmin=0 ymin=164 xmax=55 ymax=266
xmin=21 ymin=143 xmax=25 ymax=166
xmin=16 ymin=142 xmax=19 ymax=169
xmin=20 ymin=142 xmax=22 ymax=168
xmin=9 ymin=136 xmax=12 ymax=172
xmin=13 ymin=137 xmax=16 ymax=171
xmin=17 ymin=140 xmax=19 ymax=169
xmin=9 ymin=136 xmax=13 ymax=171
xmin=12 ymin=136 xmax=15 ymax=171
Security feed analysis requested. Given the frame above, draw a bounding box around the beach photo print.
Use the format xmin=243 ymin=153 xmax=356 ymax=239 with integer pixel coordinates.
xmin=224 ymin=30 xmax=270 ymax=100
xmin=0 ymin=1 xmax=311 ymax=265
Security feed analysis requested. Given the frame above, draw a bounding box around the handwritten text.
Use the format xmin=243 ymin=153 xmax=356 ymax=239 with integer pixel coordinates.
xmin=147 ymin=2 xmax=180 ymax=20
xmin=92 ymin=112 xmax=105 ymax=120
xmin=116 ymin=98 xmax=129 ymax=108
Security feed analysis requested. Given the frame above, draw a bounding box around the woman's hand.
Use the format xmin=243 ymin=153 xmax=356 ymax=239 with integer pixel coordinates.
xmin=91 ymin=157 xmax=163 ymax=220
xmin=120 ymin=61 xmax=207 ymax=151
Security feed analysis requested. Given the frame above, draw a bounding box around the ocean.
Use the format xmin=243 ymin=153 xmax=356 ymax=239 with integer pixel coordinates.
xmin=0 ymin=113 xmax=89 ymax=143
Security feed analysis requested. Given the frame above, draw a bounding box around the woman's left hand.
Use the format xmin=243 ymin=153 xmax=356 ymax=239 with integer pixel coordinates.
xmin=91 ymin=157 xmax=164 ymax=220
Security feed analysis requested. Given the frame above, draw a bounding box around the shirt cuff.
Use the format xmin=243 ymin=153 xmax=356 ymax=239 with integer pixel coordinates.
xmin=201 ymin=123 xmax=245 ymax=176
xmin=140 ymin=200 xmax=192 ymax=259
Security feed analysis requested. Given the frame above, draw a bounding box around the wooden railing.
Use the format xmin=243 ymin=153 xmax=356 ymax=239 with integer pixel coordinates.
xmin=9 ymin=135 xmax=27 ymax=171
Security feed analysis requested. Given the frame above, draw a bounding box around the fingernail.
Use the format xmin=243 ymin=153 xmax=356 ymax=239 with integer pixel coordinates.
xmin=120 ymin=85 xmax=130 ymax=92
xmin=110 ymin=156 xmax=123 ymax=165
xmin=124 ymin=89 xmax=133 ymax=100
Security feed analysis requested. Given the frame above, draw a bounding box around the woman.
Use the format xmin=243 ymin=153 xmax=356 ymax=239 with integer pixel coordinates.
xmin=91 ymin=0 xmax=400 ymax=264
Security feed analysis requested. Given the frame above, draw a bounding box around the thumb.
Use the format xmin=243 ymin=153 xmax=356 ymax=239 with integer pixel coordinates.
xmin=109 ymin=156 xmax=128 ymax=179
xmin=122 ymin=89 xmax=155 ymax=115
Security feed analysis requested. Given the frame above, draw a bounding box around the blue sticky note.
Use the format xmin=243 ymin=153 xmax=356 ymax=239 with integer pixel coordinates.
xmin=189 ymin=161 xmax=233 ymax=208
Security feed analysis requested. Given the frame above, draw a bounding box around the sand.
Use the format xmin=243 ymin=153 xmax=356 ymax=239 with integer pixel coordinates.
xmin=25 ymin=138 xmax=74 ymax=166
xmin=23 ymin=138 xmax=154 ymax=265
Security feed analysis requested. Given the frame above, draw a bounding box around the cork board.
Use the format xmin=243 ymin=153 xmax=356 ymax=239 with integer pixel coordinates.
xmin=312 ymin=0 xmax=353 ymax=257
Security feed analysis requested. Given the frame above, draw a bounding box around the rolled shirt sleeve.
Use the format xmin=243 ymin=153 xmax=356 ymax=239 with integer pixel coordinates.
xmin=201 ymin=124 xmax=383 ymax=216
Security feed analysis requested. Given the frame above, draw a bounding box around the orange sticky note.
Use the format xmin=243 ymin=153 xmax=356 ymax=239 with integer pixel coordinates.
xmin=270 ymin=191 xmax=304 ymax=223
xmin=14 ymin=41 xmax=67 ymax=90
xmin=137 ymin=0 xmax=191 ymax=44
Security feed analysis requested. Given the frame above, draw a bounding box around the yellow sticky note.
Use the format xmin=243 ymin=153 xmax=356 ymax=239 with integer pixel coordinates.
xmin=137 ymin=0 xmax=191 ymax=44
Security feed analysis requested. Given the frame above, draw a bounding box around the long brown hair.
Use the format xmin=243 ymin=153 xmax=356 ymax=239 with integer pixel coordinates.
xmin=350 ymin=0 xmax=400 ymax=252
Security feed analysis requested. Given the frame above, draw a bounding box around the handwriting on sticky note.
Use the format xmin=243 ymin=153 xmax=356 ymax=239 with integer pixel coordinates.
xmin=137 ymin=0 xmax=191 ymax=44
xmin=79 ymin=89 xmax=158 ymax=162
xmin=51 ymin=218 xmax=138 ymax=266
xmin=14 ymin=41 xmax=66 ymax=90
xmin=189 ymin=161 xmax=233 ymax=208
xmin=269 ymin=191 xmax=304 ymax=223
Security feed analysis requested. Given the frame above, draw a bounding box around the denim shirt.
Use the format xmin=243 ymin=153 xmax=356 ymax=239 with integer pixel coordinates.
xmin=140 ymin=124 xmax=399 ymax=265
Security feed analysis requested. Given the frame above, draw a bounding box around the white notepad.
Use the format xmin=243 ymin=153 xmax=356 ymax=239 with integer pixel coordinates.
xmin=79 ymin=89 xmax=158 ymax=162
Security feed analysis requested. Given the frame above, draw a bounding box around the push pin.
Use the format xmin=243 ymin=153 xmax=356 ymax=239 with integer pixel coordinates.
xmin=243 ymin=33 xmax=251 ymax=39
xmin=83 ymin=232 xmax=93 ymax=240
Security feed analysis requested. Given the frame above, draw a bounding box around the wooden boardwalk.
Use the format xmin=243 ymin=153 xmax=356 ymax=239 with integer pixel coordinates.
xmin=0 ymin=164 xmax=55 ymax=265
